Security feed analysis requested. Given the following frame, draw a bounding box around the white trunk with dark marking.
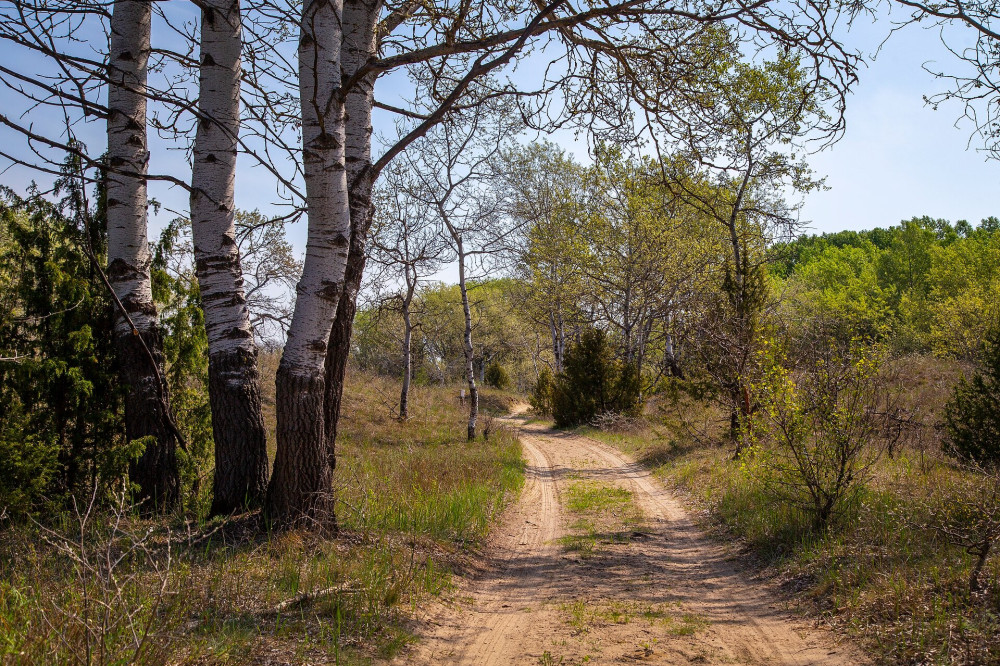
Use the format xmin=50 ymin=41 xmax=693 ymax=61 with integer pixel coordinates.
xmin=457 ymin=238 xmax=478 ymax=441
xmin=190 ymin=0 xmax=269 ymax=514
xmin=267 ymin=0 xmax=349 ymax=524
xmin=400 ymin=302 xmax=413 ymax=419
xmin=323 ymin=0 xmax=381 ymax=459
xmin=107 ymin=0 xmax=179 ymax=510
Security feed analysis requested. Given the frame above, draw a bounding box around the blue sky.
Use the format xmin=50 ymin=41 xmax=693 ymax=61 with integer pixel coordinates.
xmin=1 ymin=9 xmax=997 ymax=258
xmin=799 ymin=15 xmax=998 ymax=233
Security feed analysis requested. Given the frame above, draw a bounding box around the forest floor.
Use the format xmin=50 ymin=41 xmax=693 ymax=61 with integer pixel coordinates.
xmin=397 ymin=412 xmax=866 ymax=665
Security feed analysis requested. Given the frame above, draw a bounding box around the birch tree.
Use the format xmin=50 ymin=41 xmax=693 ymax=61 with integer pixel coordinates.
xmin=190 ymin=0 xmax=270 ymax=515
xmin=405 ymin=111 xmax=518 ymax=440
xmin=368 ymin=164 xmax=446 ymax=420
xmin=265 ymin=0 xmax=351 ymax=524
xmin=106 ymin=0 xmax=179 ymax=510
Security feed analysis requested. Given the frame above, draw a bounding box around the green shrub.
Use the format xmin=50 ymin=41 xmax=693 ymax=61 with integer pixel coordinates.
xmin=755 ymin=338 xmax=895 ymax=530
xmin=484 ymin=361 xmax=511 ymax=390
xmin=530 ymin=367 xmax=555 ymax=415
xmin=944 ymin=327 xmax=1000 ymax=469
xmin=552 ymin=329 xmax=643 ymax=427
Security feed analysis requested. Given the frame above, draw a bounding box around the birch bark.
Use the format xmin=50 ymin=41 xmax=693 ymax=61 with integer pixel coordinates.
xmin=456 ymin=236 xmax=479 ymax=441
xmin=266 ymin=0 xmax=350 ymax=524
xmin=107 ymin=0 xmax=179 ymax=510
xmin=190 ymin=0 xmax=269 ymax=515
xmin=323 ymin=0 xmax=381 ymax=459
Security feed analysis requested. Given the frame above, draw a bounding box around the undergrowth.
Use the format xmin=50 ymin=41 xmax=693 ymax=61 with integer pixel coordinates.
xmin=580 ymin=356 xmax=1000 ymax=665
xmin=0 ymin=371 xmax=525 ymax=665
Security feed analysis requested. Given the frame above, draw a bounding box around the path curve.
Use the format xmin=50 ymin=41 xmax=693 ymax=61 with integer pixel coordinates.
xmin=399 ymin=419 xmax=866 ymax=665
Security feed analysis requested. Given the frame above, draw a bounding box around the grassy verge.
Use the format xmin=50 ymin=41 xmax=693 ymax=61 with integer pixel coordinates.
xmin=575 ymin=396 xmax=1000 ymax=664
xmin=0 ymin=372 xmax=524 ymax=665
xmin=557 ymin=479 xmax=644 ymax=557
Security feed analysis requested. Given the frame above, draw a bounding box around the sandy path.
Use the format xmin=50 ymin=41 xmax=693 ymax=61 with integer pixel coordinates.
xmin=399 ymin=419 xmax=866 ymax=665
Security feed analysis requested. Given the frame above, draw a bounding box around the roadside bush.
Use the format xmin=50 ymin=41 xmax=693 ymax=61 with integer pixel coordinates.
xmin=944 ymin=326 xmax=1000 ymax=470
xmin=756 ymin=338 xmax=898 ymax=530
xmin=484 ymin=361 xmax=511 ymax=390
xmin=552 ymin=329 xmax=643 ymax=427
xmin=530 ymin=367 xmax=555 ymax=415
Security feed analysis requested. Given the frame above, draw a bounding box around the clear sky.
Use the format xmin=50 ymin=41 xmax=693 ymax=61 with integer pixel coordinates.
xmin=1 ymin=9 xmax=997 ymax=256
xmin=798 ymin=15 xmax=999 ymax=234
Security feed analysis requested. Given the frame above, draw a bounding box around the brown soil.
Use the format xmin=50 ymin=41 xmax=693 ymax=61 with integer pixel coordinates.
xmin=397 ymin=416 xmax=867 ymax=665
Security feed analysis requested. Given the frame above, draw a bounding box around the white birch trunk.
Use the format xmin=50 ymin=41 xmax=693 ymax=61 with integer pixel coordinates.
xmin=267 ymin=0 xmax=350 ymax=524
xmin=456 ymin=238 xmax=479 ymax=441
xmin=107 ymin=0 xmax=179 ymax=510
xmin=322 ymin=0 xmax=381 ymax=458
xmin=190 ymin=0 xmax=269 ymax=514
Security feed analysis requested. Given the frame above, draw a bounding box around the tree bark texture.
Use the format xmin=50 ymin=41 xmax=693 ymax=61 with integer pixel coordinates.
xmin=322 ymin=0 xmax=380 ymax=461
xmin=190 ymin=0 xmax=269 ymax=515
xmin=266 ymin=0 xmax=349 ymax=526
xmin=107 ymin=0 xmax=179 ymax=510
xmin=399 ymin=298 xmax=413 ymax=420
xmin=457 ymin=242 xmax=478 ymax=441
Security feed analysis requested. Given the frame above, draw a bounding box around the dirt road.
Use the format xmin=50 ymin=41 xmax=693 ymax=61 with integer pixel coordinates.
xmin=399 ymin=419 xmax=866 ymax=665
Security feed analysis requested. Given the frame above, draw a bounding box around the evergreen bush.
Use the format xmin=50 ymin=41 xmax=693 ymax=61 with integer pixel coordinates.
xmin=944 ymin=327 xmax=1000 ymax=470
xmin=551 ymin=328 xmax=643 ymax=427
xmin=484 ymin=361 xmax=511 ymax=390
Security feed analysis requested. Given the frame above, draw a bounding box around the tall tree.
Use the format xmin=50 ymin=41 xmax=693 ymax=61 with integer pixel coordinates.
xmin=266 ymin=0 xmax=350 ymax=525
xmin=368 ymin=164 xmax=446 ymax=419
xmin=106 ymin=0 xmax=179 ymax=510
xmin=323 ymin=0 xmax=381 ymax=471
xmin=190 ymin=0 xmax=269 ymax=515
xmin=408 ymin=111 xmax=517 ymax=440
xmin=664 ymin=55 xmax=826 ymax=452
xmin=503 ymin=141 xmax=587 ymax=373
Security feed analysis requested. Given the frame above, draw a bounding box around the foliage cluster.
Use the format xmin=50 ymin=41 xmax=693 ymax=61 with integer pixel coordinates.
xmin=551 ymin=329 xmax=643 ymax=428
xmin=353 ymin=279 xmax=536 ymax=392
xmin=752 ymin=337 xmax=898 ymax=530
xmin=943 ymin=326 xmax=1000 ymax=470
xmin=775 ymin=215 xmax=1000 ymax=358
xmin=0 ymin=186 xmax=127 ymax=517
xmin=0 ymin=372 xmax=525 ymax=663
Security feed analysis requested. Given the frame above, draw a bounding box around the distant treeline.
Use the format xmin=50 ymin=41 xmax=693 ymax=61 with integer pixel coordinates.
xmin=773 ymin=215 xmax=1000 ymax=359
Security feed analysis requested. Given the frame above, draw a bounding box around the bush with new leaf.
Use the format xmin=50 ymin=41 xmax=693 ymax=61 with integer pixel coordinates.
xmin=484 ymin=361 xmax=511 ymax=390
xmin=530 ymin=367 xmax=555 ymax=415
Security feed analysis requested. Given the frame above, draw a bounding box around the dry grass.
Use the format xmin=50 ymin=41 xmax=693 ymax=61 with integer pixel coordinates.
xmin=0 ymin=369 xmax=525 ymax=665
xmin=584 ymin=356 xmax=1000 ymax=665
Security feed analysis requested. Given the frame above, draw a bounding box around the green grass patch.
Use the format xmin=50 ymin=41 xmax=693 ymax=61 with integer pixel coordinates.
xmin=559 ymin=599 xmax=709 ymax=636
xmin=593 ymin=379 xmax=1000 ymax=665
xmin=0 ymin=372 xmax=526 ymax=665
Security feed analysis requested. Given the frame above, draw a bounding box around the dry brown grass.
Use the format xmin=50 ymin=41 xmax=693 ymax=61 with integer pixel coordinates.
xmin=585 ymin=356 xmax=1000 ymax=665
xmin=0 ymin=368 xmax=525 ymax=665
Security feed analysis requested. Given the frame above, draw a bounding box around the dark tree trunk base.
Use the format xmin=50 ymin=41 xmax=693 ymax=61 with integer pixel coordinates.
xmin=208 ymin=347 xmax=270 ymax=516
xmin=267 ymin=365 xmax=336 ymax=529
xmin=119 ymin=327 xmax=179 ymax=513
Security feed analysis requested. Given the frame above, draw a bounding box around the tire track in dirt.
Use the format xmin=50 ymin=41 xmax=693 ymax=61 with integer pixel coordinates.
xmin=398 ymin=418 xmax=867 ymax=665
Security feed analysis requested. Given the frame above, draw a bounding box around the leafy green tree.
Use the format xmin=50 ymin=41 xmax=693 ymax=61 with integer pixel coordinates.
xmin=784 ymin=241 xmax=894 ymax=341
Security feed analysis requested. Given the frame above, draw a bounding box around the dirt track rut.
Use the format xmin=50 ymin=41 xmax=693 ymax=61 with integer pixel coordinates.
xmin=398 ymin=419 xmax=866 ymax=665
